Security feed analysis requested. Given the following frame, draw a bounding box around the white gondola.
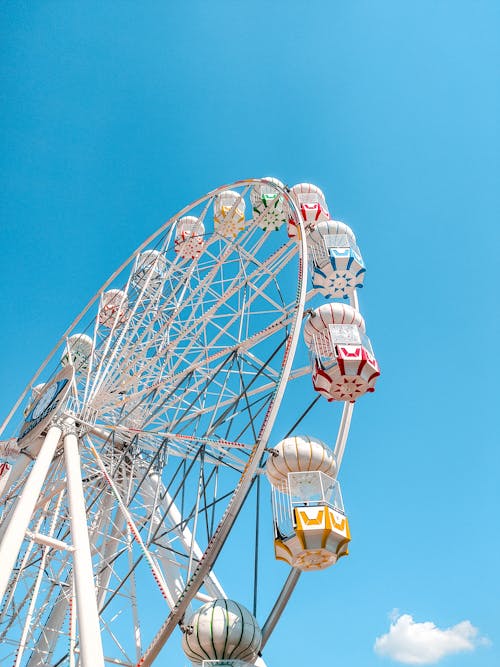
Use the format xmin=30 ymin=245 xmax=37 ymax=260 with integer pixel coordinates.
xmin=23 ymin=382 xmax=46 ymax=417
xmin=132 ymin=249 xmax=167 ymax=291
xmin=174 ymin=215 xmax=205 ymax=260
xmin=60 ymin=334 xmax=93 ymax=373
xmin=307 ymin=219 xmax=366 ymax=298
xmin=267 ymin=436 xmax=350 ymax=571
xmin=182 ymin=599 xmax=261 ymax=666
xmin=303 ymin=303 xmax=379 ymax=402
xmin=288 ymin=182 xmax=329 ymax=238
xmin=213 ymin=190 xmax=246 ymax=238
xmin=0 ymin=178 xmax=379 ymax=666
xmin=266 ymin=435 xmax=336 ymax=488
xmin=98 ymin=289 xmax=129 ymax=327
xmin=200 ymin=661 xmax=256 ymax=666
xmin=250 ymin=177 xmax=287 ymax=231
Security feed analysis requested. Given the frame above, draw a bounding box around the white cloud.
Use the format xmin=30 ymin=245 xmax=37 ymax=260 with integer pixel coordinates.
xmin=374 ymin=612 xmax=489 ymax=664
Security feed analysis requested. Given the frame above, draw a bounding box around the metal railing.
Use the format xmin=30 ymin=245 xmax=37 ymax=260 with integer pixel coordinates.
xmin=272 ymin=471 xmax=345 ymax=540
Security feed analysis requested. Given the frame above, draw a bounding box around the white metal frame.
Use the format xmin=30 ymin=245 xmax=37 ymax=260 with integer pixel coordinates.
xmin=0 ymin=179 xmax=362 ymax=666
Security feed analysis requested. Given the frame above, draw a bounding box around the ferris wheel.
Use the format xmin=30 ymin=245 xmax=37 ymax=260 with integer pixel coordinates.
xmin=0 ymin=178 xmax=379 ymax=667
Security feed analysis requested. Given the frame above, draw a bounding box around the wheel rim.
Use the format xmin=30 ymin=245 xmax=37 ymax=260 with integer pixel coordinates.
xmin=0 ymin=179 xmax=311 ymax=666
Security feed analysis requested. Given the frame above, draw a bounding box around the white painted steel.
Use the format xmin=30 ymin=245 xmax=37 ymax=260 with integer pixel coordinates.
xmin=63 ymin=423 xmax=105 ymax=667
xmin=26 ymin=578 xmax=71 ymax=667
xmin=26 ymin=530 xmax=73 ymax=551
xmin=260 ymin=568 xmax=301 ymax=648
xmin=333 ymin=290 xmax=359 ymax=469
xmin=138 ymin=470 xmax=226 ymax=606
xmin=0 ymin=178 xmax=365 ymax=666
xmin=88 ymin=441 xmax=175 ymax=609
xmin=13 ymin=491 xmax=64 ymax=667
xmin=260 ymin=292 xmax=361 ymax=637
xmin=0 ymin=424 xmax=61 ymax=600
xmin=136 ymin=183 xmax=308 ymax=667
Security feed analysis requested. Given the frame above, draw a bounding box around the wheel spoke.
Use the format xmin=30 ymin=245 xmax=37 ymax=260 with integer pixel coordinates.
xmin=0 ymin=178 xmax=364 ymax=667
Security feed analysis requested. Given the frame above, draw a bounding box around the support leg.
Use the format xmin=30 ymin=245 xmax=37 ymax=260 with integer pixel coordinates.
xmin=63 ymin=421 xmax=104 ymax=667
xmin=0 ymin=424 xmax=62 ymax=601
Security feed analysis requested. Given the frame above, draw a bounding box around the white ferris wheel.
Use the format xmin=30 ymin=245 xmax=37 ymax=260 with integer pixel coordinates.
xmin=0 ymin=178 xmax=380 ymax=667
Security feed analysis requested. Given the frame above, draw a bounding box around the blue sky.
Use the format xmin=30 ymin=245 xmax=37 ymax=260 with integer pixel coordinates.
xmin=1 ymin=2 xmax=499 ymax=666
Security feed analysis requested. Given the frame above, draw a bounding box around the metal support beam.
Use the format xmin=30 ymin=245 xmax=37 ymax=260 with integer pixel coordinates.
xmin=0 ymin=424 xmax=62 ymax=601
xmin=63 ymin=420 xmax=105 ymax=667
xmin=260 ymin=568 xmax=301 ymax=649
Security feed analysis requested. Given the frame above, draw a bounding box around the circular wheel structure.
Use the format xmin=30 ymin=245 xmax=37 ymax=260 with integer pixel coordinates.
xmin=0 ymin=178 xmax=375 ymax=667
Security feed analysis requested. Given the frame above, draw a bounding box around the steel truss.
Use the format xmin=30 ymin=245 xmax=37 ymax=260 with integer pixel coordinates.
xmin=0 ymin=179 xmax=356 ymax=667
